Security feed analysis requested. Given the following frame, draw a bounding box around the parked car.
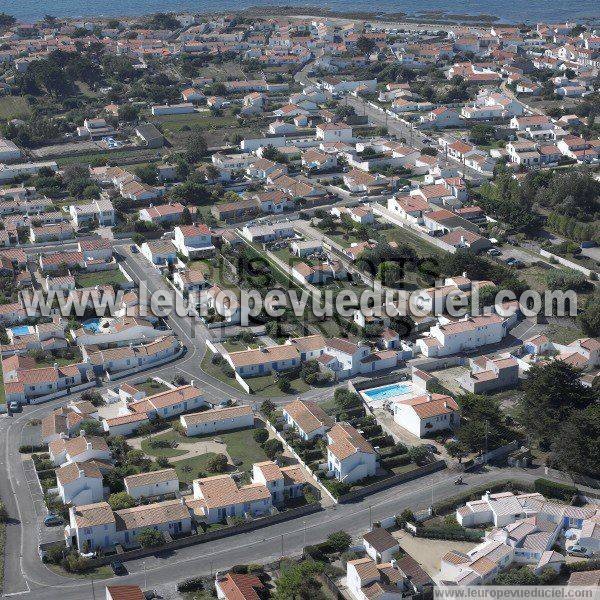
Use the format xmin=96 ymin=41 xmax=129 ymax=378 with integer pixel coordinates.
xmin=568 ymin=545 xmax=592 ymax=558
xmin=487 ymin=248 xmax=502 ymax=256
xmin=9 ymin=401 xmax=21 ymax=412
xmin=44 ymin=514 xmax=63 ymax=527
xmin=111 ymin=560 xmax=128 ymax=575
xmin=130 ymin=244 xmax=138 ymax=253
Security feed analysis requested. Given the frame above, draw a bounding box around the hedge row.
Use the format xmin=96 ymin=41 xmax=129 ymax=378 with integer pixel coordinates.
xmin=415 ymin=525 xmax=484 ymax=542
xmin=381 ymin=454 xmax=413 ymax=469
xmin=534 ymin=478 xmax=578 ymax=501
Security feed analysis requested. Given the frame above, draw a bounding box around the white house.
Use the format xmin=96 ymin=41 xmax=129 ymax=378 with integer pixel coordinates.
xmin=227 ymin=344 xmax=300 ymax=377
xmin=180 ymin=404 xmax=254 ymax=437
xmin=326 ymin=423 xmax=377 ymax=484
xmin=282 ymin=398 xmax=334 ymax=441
xmin=392 ymin=393 xmax=460 ymax=438
xmin=316 ymin=123 xmax=353 ymax=142
xmin=190 ymin=473 xmax=272 ymax=524
xmin=363 ymin=528 xmax=400 ymax=563
xmin=251 ymin=461 xmax=306 ymax=506
xmin=140 ymin=240 xmax=177 ymax=267
xmin=66 ymin=498 xmax=192 ymax=553
xmin=173 ymin=224 xmax=215 ymax=258
xmin=124 ymin=468 xmax=179 ymax=500
xmin=49 ymin=434 xmax=112 ymax=467
xmin=416 ymin=315 xmax=507 ymax=358
xmin=56 ymin=461 xmax=104 ymax=506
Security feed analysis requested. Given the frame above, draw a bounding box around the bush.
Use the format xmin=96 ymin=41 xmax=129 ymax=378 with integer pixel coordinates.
xmin=207 ymin=454 xmax=229 ymax=473
xmin=43 ymin=543 xmax=65 ymax=565
xmin=534 ymin=478 xmax=578 ymax=501
xmin=397 ymin=509 xmax=415 ymax=527
xmin=19 ymin=444 xmax=46 ymax=453
xmin=326 ymin=530 xmax=352 ymax=553
xmin=263 ymin=438 xmax=283 ymax=460
xmin=253 ymin=429 xmax=269 ymax=444
xmin=416 ymin=525 xmax=484 ymax=542
xmin=138 ymin=528 xmax=165 ymax=548
xmin=177 ymin=576 xmax=204 ymax=593
xmin=322 ymin=479 xmax=351 ymax=498
xmin=108 ymin=492 xmax=136 ymax=510
xmin=62 ymin=553 xmax=92 ymax=573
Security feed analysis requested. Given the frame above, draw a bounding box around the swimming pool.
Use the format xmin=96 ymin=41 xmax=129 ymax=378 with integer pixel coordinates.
xmin=9 ymin=325 xmax=32 ymax=336
xmin=82 ymin=318 xmax=101 ymax=333
xmin=363 ymin=382 xmax=412 ymax=401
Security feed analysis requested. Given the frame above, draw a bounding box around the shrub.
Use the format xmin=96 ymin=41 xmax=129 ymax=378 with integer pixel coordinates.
xmin=380 ymin=454 xmax=412 ymax=469
xmin=62 ymin=553 xmax=91 ymax=573
xmin=207 ymin=453 xmax=229 ymax=473
xmin=108 ymin=492 xmax=136 ymax=510
xmin=263 ymin=438 xmax=283 ymax=460
xmin=534 ymin=478 xmax=578 ymax=501
xmin=43 ymin=543 xmax=65 ymax=565
xmin=19 ymin=444 xmax=46 ymax=453
xmin=138 ymin=528 xmax=165 ymax=548
xmin=177 ymin=576 xmax=204 ymax=592
xmin=253 ymin=428 xmax=269 ymax=444
xmin=397 ymin=509 xmax=415 ymax=527
xmin=416 ymin=525 xmax=484 ymax=542
xmin=326 ymin=530 xmax=352 ymax=553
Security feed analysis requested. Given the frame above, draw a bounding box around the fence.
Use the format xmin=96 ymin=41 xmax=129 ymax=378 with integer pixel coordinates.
xmin=468 ymin=440 xmax=520 ymax=468
xmin=84 ymin=502 xmax=322 ymax=567
xmin=336 ymin=460 xmax=447 ymax=503
xmin=539 ymin=249 xmax=596 ymax=277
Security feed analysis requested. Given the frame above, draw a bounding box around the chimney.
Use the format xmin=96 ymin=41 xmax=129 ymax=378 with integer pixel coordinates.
xmin=86 ymin=442 xmax=92 ymax=450
xmin=53 ymin=362 xmax=58 ymax=370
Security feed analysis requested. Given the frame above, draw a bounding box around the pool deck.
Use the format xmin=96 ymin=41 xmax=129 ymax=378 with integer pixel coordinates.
xmin=360 ymin=381 xmax=416 ymax=409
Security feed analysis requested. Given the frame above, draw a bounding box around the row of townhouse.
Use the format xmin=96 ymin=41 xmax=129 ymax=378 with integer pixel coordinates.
xmin=66 ymin=459 xmax=307 ymax=552
xmin=103 ymin=384 xmax=206 ymax=436
xmin=441 ymin=491 xmax=600 ymax=585
xmin=225 ymin=334 xmax=401 ymax=381
xmin=521 ymin=334 xmax=600 ymax=371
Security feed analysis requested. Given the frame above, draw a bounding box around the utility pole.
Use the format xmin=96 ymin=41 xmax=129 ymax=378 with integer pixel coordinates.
xmin=143 ymin=561 xmax=147 ymax=590
xmin=91 ymin=579 xmax=96 ymax=600
xmin=369 ymin=505 xmax=373 ymax=528
xmin=303 ymin=520 xmax=307 ymax=547
xmin=281 ymin=533 xmax=284 ymax=558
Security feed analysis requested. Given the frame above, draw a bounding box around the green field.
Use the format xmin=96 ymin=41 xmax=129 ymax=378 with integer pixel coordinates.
xmin=172 ymin=453 xmax=218 ymax=483
xmin=136 ymin=378 xmax=171 ymax=396
xmin=246 ymin=373 xmax=311 ymax=397
xmin=140 ymin=436 xmax=188 ymax=458
xmin=75 ymin=270 xmax=128 ymax=288
xmin=152 ymin=111 xmax=238 ymax=133
xmin=0 ymin=96 xmax=31 ymax=119
xmin=153 ymin=427 xmax=270 ymax=483
xmin=199 ymin=350 xmax=245 ymax=392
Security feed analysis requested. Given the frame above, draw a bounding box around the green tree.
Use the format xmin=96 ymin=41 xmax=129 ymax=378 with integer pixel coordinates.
xmin=207 ymin=453 xmax=228 ymax=473
xmin=275 ymin=561 xmax=326 ymax=600
xmin=117 ymin=104 xmax=140 ymax=122
xmin=134 ymin=164 xmax=158 ymax=185
xmin=356 ymin=36 xmax=376 ymax=56
xmin=184 ymin=131 xmax=208 ymax=163
xmin=137 ymin=528 xmax=165 ymax=548
xmin=108 ymin=492 xmax=136 ymax=510
xmin=327 ymin=530 xmax=352 ymax=553
xmin=0 ymin=13 xmax=16 ymax=28
xmin=551 ymin=404 xmax=600 ymax=478
xmin=579 ymin=293 xmax=600 ymax=336
xmin=517 ymin=362 xmax=596 ymax=449
xmin=253 ymin=429 xmax=269 ymax=444
xmin=263 ymin=438 xmax=283 ymax=460
xmin=470 ymin=124 xmax=495 ymax=146
xmin=180 ymin=206 xmax=193 ymax=225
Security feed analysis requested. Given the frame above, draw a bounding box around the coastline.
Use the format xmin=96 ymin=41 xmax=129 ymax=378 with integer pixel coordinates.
xmin=7 ymin=1 xmax=600 ymax=26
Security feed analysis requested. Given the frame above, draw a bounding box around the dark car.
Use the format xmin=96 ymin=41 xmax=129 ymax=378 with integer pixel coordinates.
xmin=43 ymin=514 xmax=63 ymax=527
xmin=111 ymin=560 xmax=127 ymax=576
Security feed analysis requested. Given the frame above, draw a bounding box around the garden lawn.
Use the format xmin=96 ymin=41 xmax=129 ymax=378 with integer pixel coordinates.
xmin=172 ymin=453 xmax=218 ymax=483
xmin=152 ymin=111 xmax=238 ymax=133
xmin=140 ymin=437 xmax=188 ymax=458
xmin=215 ymin=428 xmax=270 ymax=474
xmin=75 ymin=270 xmax=128 ymax=288
xmin=0 ymin=96 xmax=31 ymax=119
xmin=199 ymin=351 xmax=245 ymax=392
xmin=382 ymin=224 xmax=446 ymax=258
xmin=136 ymin=378 xmax=171 ymax=396
xmin=246 ymin=373 xmax=311 ymax=397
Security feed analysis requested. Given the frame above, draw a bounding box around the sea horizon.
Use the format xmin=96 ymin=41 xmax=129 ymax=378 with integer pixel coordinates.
xmin=3 ymin=0 xmax=600 ymax=26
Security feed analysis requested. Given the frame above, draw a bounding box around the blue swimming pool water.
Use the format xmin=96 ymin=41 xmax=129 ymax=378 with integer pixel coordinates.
xmin=363 ymin=383 xmax=412 ymax=401
xmin=9 ymin=325 xmax=31 ymax=336
xmin=83 ymin=318 xmax=101 ymax=333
